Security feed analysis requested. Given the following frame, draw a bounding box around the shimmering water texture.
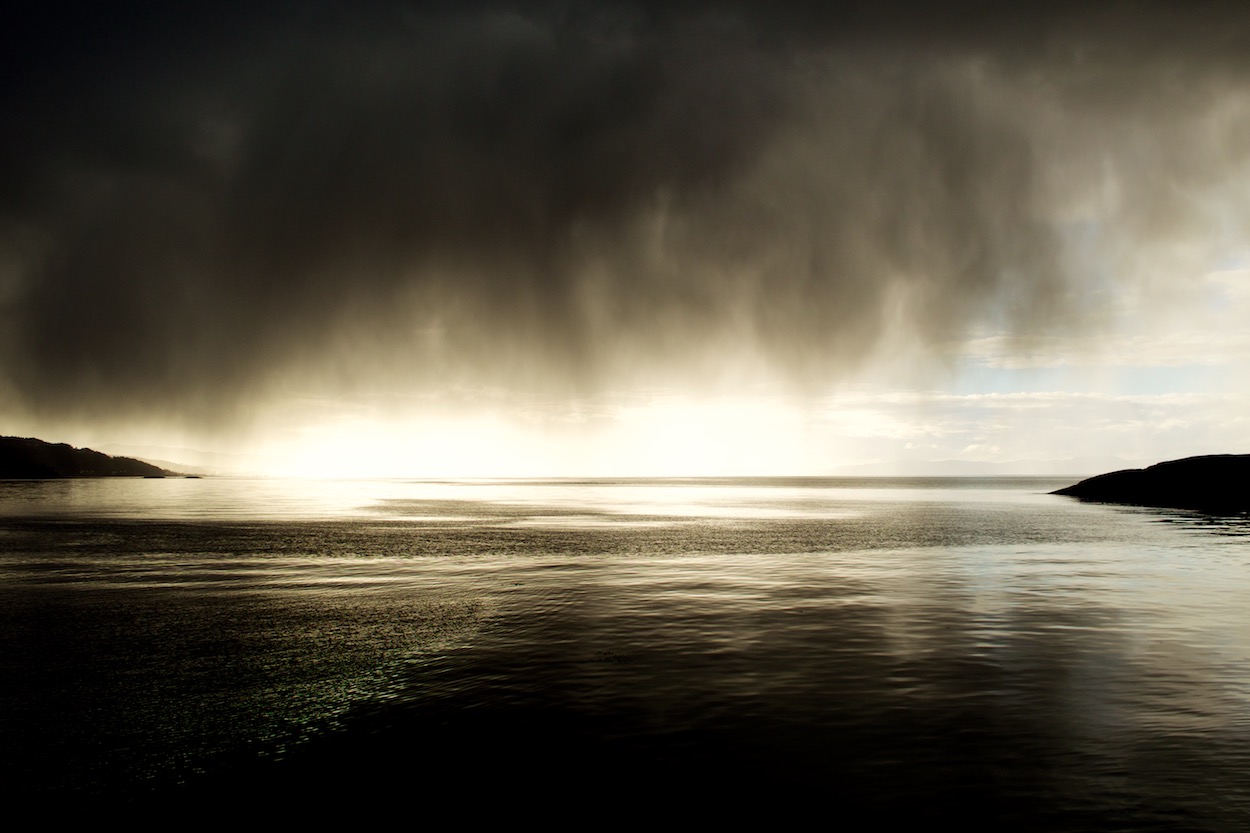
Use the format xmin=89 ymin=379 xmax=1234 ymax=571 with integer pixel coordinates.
xmin=3 ymin=478 xmax=1250 ymax=826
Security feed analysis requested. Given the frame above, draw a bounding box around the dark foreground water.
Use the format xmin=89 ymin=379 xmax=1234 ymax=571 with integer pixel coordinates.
xmin=3 ymin=477 xmax=1249 ymax=826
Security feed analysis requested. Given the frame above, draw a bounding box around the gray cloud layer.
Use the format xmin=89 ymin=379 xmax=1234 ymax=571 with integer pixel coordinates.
xmin=4 ymin=1 xmax=1250 ymax=426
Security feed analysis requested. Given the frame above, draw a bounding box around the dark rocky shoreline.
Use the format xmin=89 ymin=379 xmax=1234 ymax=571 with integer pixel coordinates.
xmin=1053 ymin=454 xmax=1250 ymax=513
xmin=0 ymin=436 xmax=172 ymax=478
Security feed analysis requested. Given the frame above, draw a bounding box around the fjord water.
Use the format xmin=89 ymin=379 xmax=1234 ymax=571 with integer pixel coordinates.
xmin=3 ymin=477 xmax=1249 ymax=826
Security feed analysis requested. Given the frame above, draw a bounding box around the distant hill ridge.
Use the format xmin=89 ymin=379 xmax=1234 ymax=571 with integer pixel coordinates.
xmin=1052 ymin=454 xmax=1250 ymax=513
xmin=0 ymin=436 xmax=173 ymax=478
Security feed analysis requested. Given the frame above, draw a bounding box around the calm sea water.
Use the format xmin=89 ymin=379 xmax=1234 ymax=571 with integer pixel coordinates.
xmin=3 ymin=477 xmax=1249 ymax=826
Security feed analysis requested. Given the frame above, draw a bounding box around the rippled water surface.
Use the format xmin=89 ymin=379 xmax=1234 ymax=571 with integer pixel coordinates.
xmin=3 ymin=477 xmax=1250 ymax=826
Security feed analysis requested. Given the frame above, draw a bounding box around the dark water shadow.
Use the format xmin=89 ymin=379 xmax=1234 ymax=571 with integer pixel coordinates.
xmin=158 ymin=557 xmax=1250 ymax=830
xmin=1139 ymin=506 xmax=1250 ymax=538
xmin=6 ymin=506 xmax=1250 ymax=828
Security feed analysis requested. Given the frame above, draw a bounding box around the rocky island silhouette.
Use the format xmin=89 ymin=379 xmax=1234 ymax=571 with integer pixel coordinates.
xmin=1053 ymin=454 xmax=1250 ymax=513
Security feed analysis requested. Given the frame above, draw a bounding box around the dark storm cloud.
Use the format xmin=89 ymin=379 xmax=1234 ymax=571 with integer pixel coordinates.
xmin=4 ymin=1 xmax=1250 ymax=423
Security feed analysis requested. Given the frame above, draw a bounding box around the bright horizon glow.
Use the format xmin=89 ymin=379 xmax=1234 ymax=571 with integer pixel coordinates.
xmin=26 ymin=258 xmax=1250 ymax=480
xmin=249 ymin=396 xmax=818 ymax=478
xmin=11 ymin=263 xmax=1250 ymax=480
xmin=152 ymin=263 xmax=1250 ymax=478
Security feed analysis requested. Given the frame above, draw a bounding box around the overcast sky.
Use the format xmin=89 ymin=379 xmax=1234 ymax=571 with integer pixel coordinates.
xmin=4 ymin=1 xmax=1250 ymax=475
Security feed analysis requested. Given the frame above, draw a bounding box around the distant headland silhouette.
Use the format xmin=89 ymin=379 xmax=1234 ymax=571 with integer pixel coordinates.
xmin=1053 ymin=454 xmax=1250 ymax=513
xmin=0 ymin=436 xmax=175 ymax=478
